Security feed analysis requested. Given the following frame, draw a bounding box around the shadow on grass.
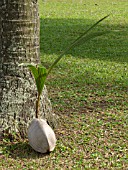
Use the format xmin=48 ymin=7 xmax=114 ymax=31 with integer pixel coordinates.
xmin=40 ymin=18 xmax=128 ymax=63
xmin=0 ymin=141 xmax=50 ymax=159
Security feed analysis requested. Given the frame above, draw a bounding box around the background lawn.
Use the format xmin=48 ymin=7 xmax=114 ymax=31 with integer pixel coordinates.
xmin=0 ymin=0 xmax=128 ymax=169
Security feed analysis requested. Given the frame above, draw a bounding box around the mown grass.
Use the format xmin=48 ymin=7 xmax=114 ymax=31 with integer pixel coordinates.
xmin=0 ymin=0 xmax=128 ymax=169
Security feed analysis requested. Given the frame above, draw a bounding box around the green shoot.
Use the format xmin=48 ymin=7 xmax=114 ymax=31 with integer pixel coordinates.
xmin=26 ymin=65 xmax=47 ymax=118
xmin=22 ymin=15 xmax=110 ymax=118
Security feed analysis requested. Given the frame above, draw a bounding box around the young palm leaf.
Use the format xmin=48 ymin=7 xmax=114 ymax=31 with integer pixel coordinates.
xmin=27 ymin=65 xmax=47 ymax=96
xmin=27 ymin=64 xmax=47 ymax=118
xmin=47 ymin=15 xmax=110 ymax=75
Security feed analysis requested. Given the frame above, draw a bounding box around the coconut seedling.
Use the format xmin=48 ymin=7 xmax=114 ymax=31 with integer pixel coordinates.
xmin=23 ymin=15 xmax=110 ymax=153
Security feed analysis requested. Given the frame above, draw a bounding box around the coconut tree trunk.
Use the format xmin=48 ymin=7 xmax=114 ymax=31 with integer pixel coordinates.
xmin=0 ymin=0 xmax=56 ymax=138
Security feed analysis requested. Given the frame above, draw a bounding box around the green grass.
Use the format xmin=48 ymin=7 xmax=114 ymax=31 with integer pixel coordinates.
xmin=0 ymin=0 xmax=128 ymax=169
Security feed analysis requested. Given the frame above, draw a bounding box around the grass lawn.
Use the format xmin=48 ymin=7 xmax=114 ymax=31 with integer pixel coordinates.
xmin=0 ymin=0 xmax=128 ymax=169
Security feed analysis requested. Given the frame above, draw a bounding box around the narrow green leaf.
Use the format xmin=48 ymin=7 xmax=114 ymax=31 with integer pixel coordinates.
xmin=36 ymin=66 xmax=47 ymax=95
xmin=47 ymin=15 xmax=110 ymax=75
xmin=71 ymin=15 xmax=110 ymax=46
xmin=26 ymin=64 xmax=47 ymax=95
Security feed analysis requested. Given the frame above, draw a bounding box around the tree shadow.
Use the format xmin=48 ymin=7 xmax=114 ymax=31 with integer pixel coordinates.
xmin=40 ymin=18 xmax=128 ymax=63
xmin=0 ymin=141 xmax=50 ymax=159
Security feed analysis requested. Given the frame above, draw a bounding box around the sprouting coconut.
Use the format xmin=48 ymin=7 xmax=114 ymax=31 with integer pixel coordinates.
xmin=20 ymin=15 xmax=110 ymax=153
xmin=25 ymin=64 xmax=56 ymax=153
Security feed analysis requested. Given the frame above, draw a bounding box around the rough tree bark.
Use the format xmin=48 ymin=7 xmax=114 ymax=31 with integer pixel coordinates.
xmin=0 ymin=0 xmax=56 ymax=138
